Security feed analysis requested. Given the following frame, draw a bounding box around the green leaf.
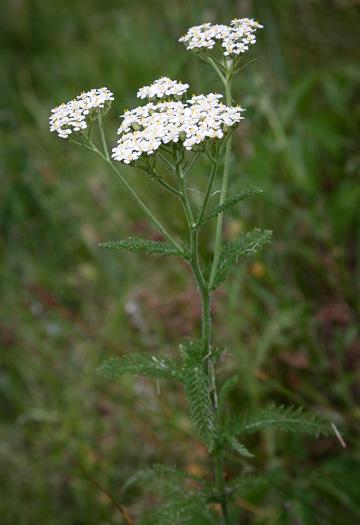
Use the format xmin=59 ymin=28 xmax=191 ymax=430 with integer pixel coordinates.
xmin=99 ymin=237 xmax=187 ymax=258
xmin=146 ymin=496 xmax=216 ymax=525
xmin=97 ymin=353 xmax=182 ymax=381
xmin=181 ymin=341 xmax=217 ymax=452
xmin=217 ymin=375 xmax=238 ymax=417
xmin=224 ymin=474 xmax=267 ymax=497
xmin=230 ymin=405 xmax=331 ymax=438
xmin=197 ymin=186 xmax=263 ymax=227
xmin=121 ymin=468 xmax=155 ymax=493
xmin=205 ymin=228 xmax=272 ymax=290
xmin=122 ymin=464 xmax=209 ymax=501
xmin=123 ymin=465 xmax=217 ymax=524
xmin=223 ymin=433 xmax=254 ymax=458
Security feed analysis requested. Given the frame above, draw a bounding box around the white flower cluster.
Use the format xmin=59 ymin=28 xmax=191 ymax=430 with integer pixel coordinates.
xmin=179 ymin=18 xmax=263 ymax=57
xmin=49 ymin=87 xmax=114 ymax=139
xmin=137 ymin=77 xmax=189 ymax=100
xmin=112 ymin=91 xmax=245 ymax=164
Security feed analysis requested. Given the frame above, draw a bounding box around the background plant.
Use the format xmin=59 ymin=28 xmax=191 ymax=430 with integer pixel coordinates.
xmin=1 ymin=1 xmax=359 ymax=524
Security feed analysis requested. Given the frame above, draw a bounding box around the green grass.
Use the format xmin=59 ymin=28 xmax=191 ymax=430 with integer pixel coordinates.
xmin=1 ymin=0 xmax=360 ymax=523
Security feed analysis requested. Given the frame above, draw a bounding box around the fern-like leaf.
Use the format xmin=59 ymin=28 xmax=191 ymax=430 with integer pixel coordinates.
xmin=146 ymin=496 xmax=213 ymax=525
xmin=99 ymin=237 xmax=187 ymax=258
xmin=122 ymin=465 xmax=217 ymax=524
xmin=97 ymin=354 xmax=182 ymax=381
xmin=224 ymin=474 xmax=267 ymax=497
xmin=121 ymin=468 xmax=155 ymax=493
xmin=217 ymin=375 xmax=238 ymax=417
xmin=197 ymin=186 xmax=263 ymax=227
xmin=181 ymin=341 xmax=217 ymax=451
xmin=122 ymin=464 xmax=206 ymax=494
xmin=204 ymin=228 xmax=272 ymax=290
xmin=230 ymin=404 xmax=331 ymax=438
xmin=222 ymin=433 xmax=254 ymax=458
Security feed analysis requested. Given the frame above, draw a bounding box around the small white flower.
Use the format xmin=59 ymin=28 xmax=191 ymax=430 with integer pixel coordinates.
xmin=179 ymin=18 xmax=263 ymax=58
xmin=137 ymin=77 xmax=189 ymax=100
xmin=49 ymin=87 xmax=114 ymax=139
xmin=111 ymin=86 xmax=245 ymax=164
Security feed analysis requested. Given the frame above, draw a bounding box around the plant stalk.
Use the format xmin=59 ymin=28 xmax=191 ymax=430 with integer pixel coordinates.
xmin=89 ymin=141 xmax=184 ymax=255
xmin=209 ymin=73 xmax=233 ymax=290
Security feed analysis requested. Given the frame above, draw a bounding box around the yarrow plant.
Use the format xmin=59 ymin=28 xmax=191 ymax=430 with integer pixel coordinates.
xmin=50 ymin=17 xmax=331 ymax=525
xmin=49 ymin=87 xmax=114 ymax=138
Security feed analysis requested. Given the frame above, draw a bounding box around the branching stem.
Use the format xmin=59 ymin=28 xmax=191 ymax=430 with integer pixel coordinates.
xmin=84 ymin=138 xmax=184 ymax=255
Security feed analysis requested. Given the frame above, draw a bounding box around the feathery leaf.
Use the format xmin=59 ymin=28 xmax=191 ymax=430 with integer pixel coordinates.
xmin=223 ymin=433 xmax=254 ymax=457
xmin=99 ymin=237 xmax=188 ymax=258
xmin=122 ymin=465 xmax=217 ymax=524
xmin=181 ymin=341 xmax=217 ymax=451
xmin=122 ymin=464 xmax=205 ymax=494
xmin=197 ymin=186 xmax=263 ymax=227
xmin=217 ymin=375 xmax=238 ymax=417
xmin=230 ymin=404 xmax=331 ymax=437
xmin=146 ymin=496 xmax=216 ymax=525
xmin=97 ymin=354 xmax=182 ymax=381
xmin=224 ymin=474 xmax=267 ymax=496
xmin=204 ymin=228 xmax=272 ymax=290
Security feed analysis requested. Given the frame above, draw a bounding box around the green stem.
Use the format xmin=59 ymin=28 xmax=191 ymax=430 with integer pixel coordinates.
xmin=200 ymin=283 xmax=230 ymax=525
xmin=155 ymin=178 xmax=182 ymax=198
xmin=85 ymin=139 xmax=183 ymax=255
xmin=159 ymin=152 xmax=176 ymax=171
xmin=98 ymin=115 xmax=110 ymax=160
xmin=182 ymin=151 xmax=201 ymax=180
xmin=215 ymin=452 xmax=231 ymax=525
xmin=177 ymin=169 xmax=195 ymax=227
xmin=209 ymin=75 xmax=233 ymax=290
xmin=175 ymin=155 xmax=207 ymax=295
xmin=206 ymin=69 xmax=234 ymax=525
xmin=205 ymin=56 xmax=227 ymax=85
xmin=195 ymin=146 xmax=220 ymax=229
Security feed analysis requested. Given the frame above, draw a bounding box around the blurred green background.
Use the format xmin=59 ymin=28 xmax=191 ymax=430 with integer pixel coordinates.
xmin=1 ymin=0 xmax=360 ymax=523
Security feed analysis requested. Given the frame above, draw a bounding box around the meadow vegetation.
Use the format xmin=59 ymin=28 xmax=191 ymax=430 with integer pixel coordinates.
xmin=1 ymin=0 xmax=359 ymax=523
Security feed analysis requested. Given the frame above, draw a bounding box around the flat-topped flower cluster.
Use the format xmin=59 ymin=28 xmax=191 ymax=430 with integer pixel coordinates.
xmin=137 ymin=77 xmax=190 ymax=100
xmin=49 ymin=87 xmax=114 ymax=139
xmin=179 ymin=17 xmax=263 ymax=57
xmin=111 ymin=90 xmax=245 ymax=164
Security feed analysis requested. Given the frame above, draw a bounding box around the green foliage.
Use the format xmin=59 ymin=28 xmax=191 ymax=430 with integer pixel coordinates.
xmin=181 ymin=341 xmax=217 ymax=451
xmin=143 ymin=496 xmax=216 ymax=525
xmin=224 ymin=473 xmax=267 ymax=497
xmin=205 ymin=228 xmax=272 ymax=290
xmin=197 ymin=186 xmax=263 ymax=227
xmin=122 ymin=464 xmax=217 ymax=525
xmin=216 ymin=375 xmax=238 ymax=417
xmin=222 ymin=433 xmax=254 ymax=458
xmin=3 ymin=0 xmax=360 ymax=522
xmin=123 ymin=463 xmax=206 ymax=493
xmin=230 ymin=405 xmax=331 ymax=438
xmin=99 ymin=237 xmax=187 ymax=258
xmin=97 ymin=353 xmax=182 ymax=381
